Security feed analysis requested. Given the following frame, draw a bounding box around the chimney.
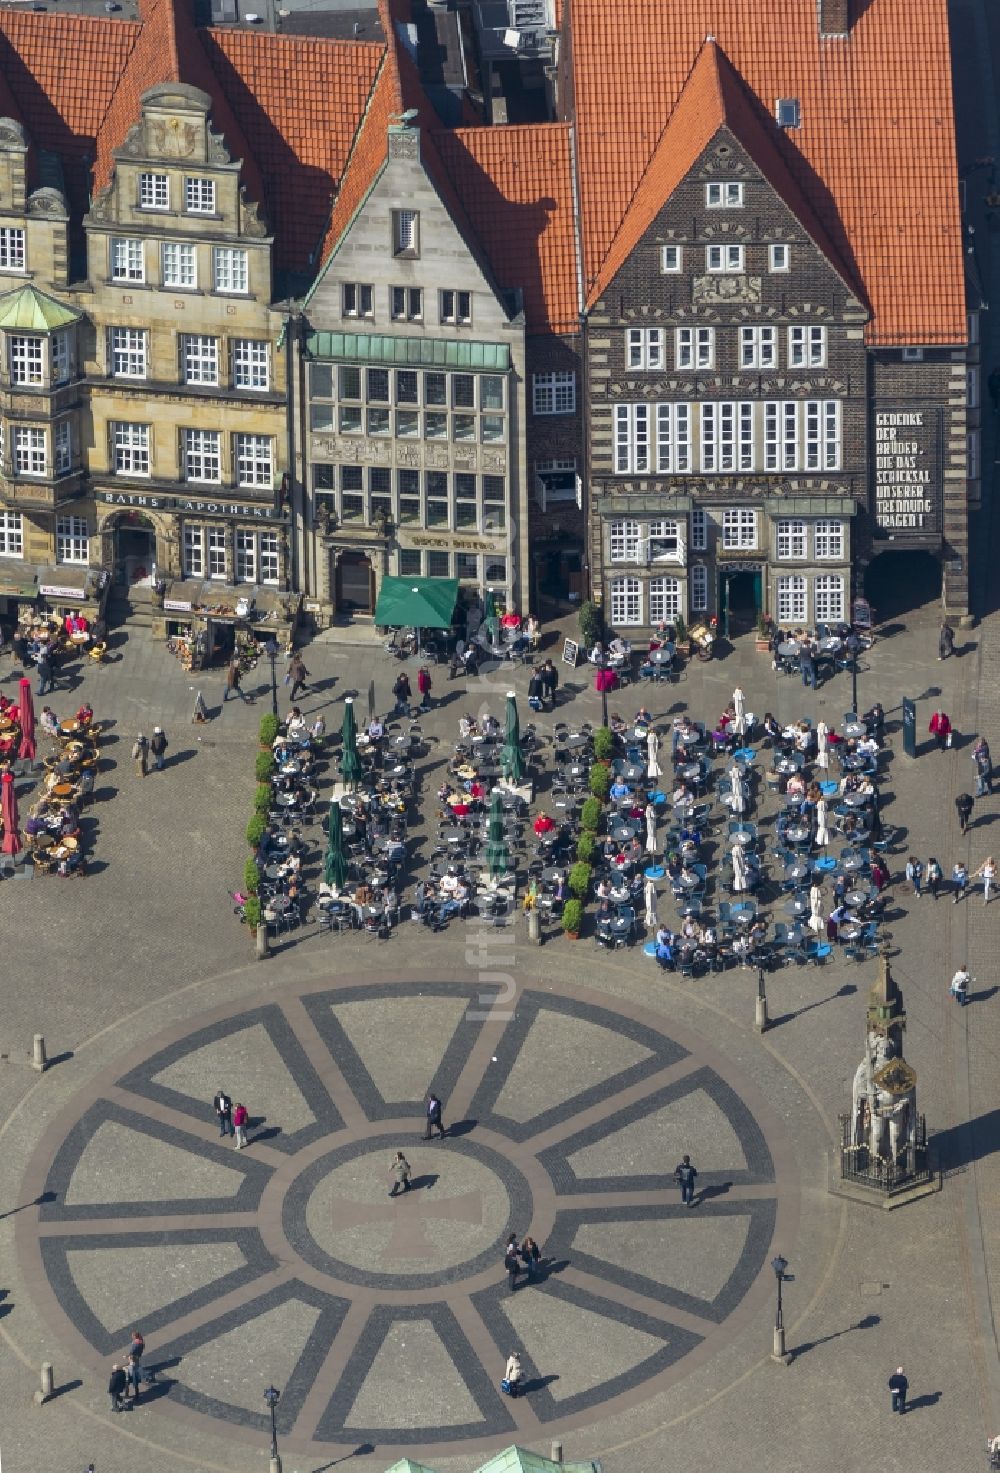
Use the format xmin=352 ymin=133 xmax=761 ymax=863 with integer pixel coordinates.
xmin=819 ymin=0 xmax=849 ymax=36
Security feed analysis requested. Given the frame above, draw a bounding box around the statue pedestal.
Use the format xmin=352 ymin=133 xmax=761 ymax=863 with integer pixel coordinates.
xmin=754 ymin=994 xmax=769 ymax=1032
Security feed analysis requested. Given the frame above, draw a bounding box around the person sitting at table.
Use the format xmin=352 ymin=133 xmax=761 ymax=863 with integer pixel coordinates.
xmin=366 ymin=715 xmax=385 ymax=743
xmin=609 ymin=711 xmax=626 ymax=737
xmin=827 ymin=904 xmax=847 ymax=942
xmin=678 ymin=860 xmax=698 ymax=887
xmin=863 ymin=702 xmax=886 ymax=744
xmin=761 ymin=712 xmax=783 ymax=748
xmin=40 ymin=706 xmax=59 ymax=737
xmin=870 ymin=857 xmax=889 ymax=893
xmin=680 ymin=916 xmax=700 ymax=942
xmin=634 ymin=705 xmax=653 ymax=729
xmin=286 ymin=708 xmax=307 ymax=741
xmin=608 ymin=635 xmax=631 ymax=663
xmin=794 ymin=722 xmax=815 ymax=755
xmin=534 ymin=811 xmax=556 ymax=836
xmin=672 ymin=780 xmax=692 ymax=807
xmin=609 ymin=776 xmax=631 ymax=802
xmin=75 ymin=702 xmax=94 ymax=727
xmin=786 ymin=771 xmax=806 ymax=799
xmin=310 ymin=714 xmax=326 ymax=742
xmin=673 ymin=716 xmax=698 ymax=748
xmin=588 ymin=640 xmax=604 ymax=665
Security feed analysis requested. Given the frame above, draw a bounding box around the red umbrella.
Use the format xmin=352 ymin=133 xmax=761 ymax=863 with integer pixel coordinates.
xmin=18 ymin=677 xmax=35 ymax=762
xmin=1 ymin=771 xmax=20 ymax=855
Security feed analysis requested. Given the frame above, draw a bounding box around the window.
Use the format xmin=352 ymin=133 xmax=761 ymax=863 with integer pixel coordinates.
xmin=235 ymin=529 xmax=256 ymax=583
xmin=691 ymin=562 xmax=708 ymax=612
xmin=648 ymin=520 xmax=681 ymax=560
xmin=54 ymin=420 xmax=71 ymax=473
xmin=260 ymin=531 xmax=279 ymax=585
xmin=57 ymin=515 xmax=89 ymax=564
xmin=769 ymin=244 xmax=790 ymax=272
xmin=342 ymin=282 xmax=373 ymax=318
xmin=14 ymin=426 xmax=46 ymax=475
xmin=764 ymin=399 xmax=840 ymax=471
xmin=0 ymin=510 xmax=23 ymax=557
xmin=675 ymin=327 xmax=713 ymax=370
xmin=648 ymin=576 xmax=682 ymax=624
xmin=481 ymin=376 xmax=504 ymax=410
xmin=814 ymin=519 xmax=845 ymax=560
xmin=183 ymin=334 xmax=219 ymax=385
xmin=706 ymin=244 xmax=744 ymax=273
xmin=661 ymin=245 xmax=682 ymax=273
xmin=183 ymin=525 xmax=204 ymax=578
xmin=627 ymin=328 xmax=665 ymax=370
xmin=614 ymin=403 xmax=650 ymax=473
xmin=814 ymin=574 xmax=845 ymax=622
xmin=232 ymin=338 xmax=269 ymax=390
xmin=51 ymin=332 xmax=70 ymax=384
xmin=106 ymin=327 xmax=145 ymax=381
xmin=213 ymin=247 xmax=248 ymax=294
xmin=969 ymin=431 xmax=981 ymax=482
xmin=392 ymin=209 xmax=419 ymax=255
xmin=690 ymin=508 xmax=708 ymax=551
xmin=184 ymin=177 xmax=216 ymax=213
xmin=111 ymin=237 xmax=144 ymax=282
xmin=399 ymin=549 xmax=422 ymax=576
xmin=234 ymin=434 xmax=272 ymax=488
xmin=776 ymin=518 xmax=807 ymax=559
xmin=706 ymin=182 xmax=744 ymax=207
xmin=368 ymin=368 xmax=391 ymax=403
xmin=162 ymin=241 xmax=196 ymax=289
xmin=740 ymin=325 xmax=776 ymax=369
xmin=533 ymin=372 xmax=576 ymax=415
xmin=439 ymin=290 xmax=471 ymax=324
xmin=722 ymin=508 xmax=757 ymax=549
xmin=788 ymin=325 xmax=826 ymax=368
xmin=9 ymin=336 xmax=43 ymax=386
xmin=609 ymin=519 xmax=641 ymax=562
xmin=822 ymin=400 xmax=841 ymax=470
xmin=391 ymin=286 xmax=422 ymax=321
xmin=0 ymin=227 xmax=25 ymax=272
xmin=207 ymin=526 xmax=226 ymax=579
xmin=112 ymin=422 xmax=150 ymax=476
xmin=184 ymin=429 xmax=221 ymax=483
xmin=139 ymin=172 xmax=169 ymax=209
xmin=427 ymin=550 xmax=450 ymax=578
xmin=902 ymin=347 xmax=924 ymax=362
xmin=776 ymin=574 xmax=808 ymax=624
xmin=610 ymin=577 xmax=642 ymax=627
xmin=701 ymin=402 xmax=752 ymax=472
xmin=655 ymin=403 xmax=691 ymax=472
xmin=968 ymin=367 xmax=980 ymax=409
xmin=776 ymin=98 xmax=801 ymax=128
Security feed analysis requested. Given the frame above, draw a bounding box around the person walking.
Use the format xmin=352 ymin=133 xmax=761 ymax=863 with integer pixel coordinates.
xmin=417 ymin=665 xmax=433 ymax=711
xmin=926 ymin=857 xmax=943 ymax=899
xmin=503 ymin=1351 xmax=523 ymax=1396
xmin=504 ymin=1235 xmax=521 ymax=1292
xmin=225 ymin=657 xmax=248 ymax=702
xmin=956 ymin=792 xmax=974 ymax=834
xmin=125 ymin=1350 xmax=143 ymax=1403
xmin=35 ymin=647 xmax=55 ymax=696
xmin=888 ymin=1365 xmax=909 ymax=1415
xmin=131 ymin=732 xmax=149 ymax=777
xmin=392 ymin=671 xmax=412 ymax=716
xmin=389 ymin=1150 xmax=411 ymax=1197
xmin=952 ymin=860 xmax=969 ymax=903
xmin=974 ymin=856 xmax=997 ymax=905
xmin=929 ymin=708 xmax=952 ymax=751
xmin=424 ymin=1090 xmax=446 ymax=1140
xmin=541 ymin=659 xmax=559 ymax=708
xmin=798 ymin=643 xmax=817 ymax=690
xmin=149 ymin=726 xmax=168 ymax=771
xmin=108 ymin=1362 xmax=127 ymax=1414
xmin=674 ymin=1153 xmax=698 ymax=1207
xmin=213 ymin=1089 xmax=233 ymax=1138
xmin=938 ymin=621 xmax=955 ymax=660
xmin=232 ymin=1101 xmax=248 ymax=1149
xmin=288 ymin=652 xmax=310 ymax=701
xmin=904 ymin=856 xmax=923 ymax=896
xmin=974 ymin=736 xmax=993 ymax=797
xmin=949 ymin=966 xmax=971 ymax=1005
xmin=521 ymin=1234 xmax=542 ymax=1282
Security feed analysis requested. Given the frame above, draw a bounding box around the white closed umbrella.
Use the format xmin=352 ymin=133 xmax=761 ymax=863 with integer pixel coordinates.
xmin=645 ymin=801 xmax=657 ymax=853
xmin=644 ymin=876 xmax=658 ymax=928
xmin=647 ymin=729 xmax=661 ymax=780
xmin=816 ymin=720 xmax=829 ymax=771
xmin=809 ymin=882 xmax=825 ymax=934
xmin=733 ymin=687 xmax=746 ymax=737
xmin=729 ymin=782 xmax=746 ymax=815
xmin=815 ymin=797 xmax=829 ymax=848
xmin=731 ymin=843 xmax=749 ymax=893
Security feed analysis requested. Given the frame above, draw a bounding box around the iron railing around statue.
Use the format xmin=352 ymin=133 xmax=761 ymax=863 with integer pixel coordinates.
xmin=837 ymin=1113 xmax=931 ymax=1195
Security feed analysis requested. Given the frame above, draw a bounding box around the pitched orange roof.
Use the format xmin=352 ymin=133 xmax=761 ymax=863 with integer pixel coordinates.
xmin=436 ymin=124 xmax=579 ymax=334
xmin=317 ymin=44 xmax=399 ymax=268
xmin=570 ymin=0 xmax=965 ymax=344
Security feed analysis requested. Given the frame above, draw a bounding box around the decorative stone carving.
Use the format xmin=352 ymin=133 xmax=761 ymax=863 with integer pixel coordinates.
xmin=0 ymin=118 xmax=27 ymax=147
xmin=149 ymin=117 xmax=198 ymax=158
xmin=118 ymin=121 xmax=145 ymax=158
xmin=88 ymin=186 xmax=113 ymax=221
xmin=693 ymin=275 xmax=762 ymax=305
xmin=28 ymin=187 xmax=68 ymax=217
xmin=388 ymin=128 xmax=420 ymax=161
xmin=207 ymin=128 xmax=230 ymax=163
xmin=395 ymin=444 xmax=421 ymax=467
xmin=424 ymin=444 xmax=450 ymax=468
xmin=241 ymin=194 xmax=269 ymax=239
xmin=481 ymin=450 xmax=507 ymax=473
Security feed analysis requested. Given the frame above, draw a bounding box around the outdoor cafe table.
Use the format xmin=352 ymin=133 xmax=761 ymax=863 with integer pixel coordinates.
xmin=730 ymin=827 xmax=756 ymax=846
xmin=648 ymin=650 xmax=673 ymax=676
xmin=814 ymin=855 xmax=838 ymax=873
xmin=785 ymin=824 xmax=810 ymax=844
xmin=787 ymin=893 xmax=811 ymax=916
xmin=775 ymin=755 xmax=803 ymax=774
xmin=731 ymin=902 xmax=757 ymax=925
xmin=845 ymin=888 xmax=872 ymax=908
xmin=783 ymin=860 xmax=810 ymax=883
xmin=677 ymin=871 xmax=702 ymax=890
xmin=565 ymin=733 xmax=590 ymax=751
xmin=51 ymin=782 xmax=77 ymax=800
xmin=843 ymin=790 xmax=870 ymax=808
xmin=839 ymin=920 xmax=863 ymax=941
xmin=777 ymin=641 xmax=801 ymax=658
xmin=843 ymin=720 xmax=866 ymax=739
xmin=677 ymin=762 xmax=702 ymax=782
xmin=841 ymin=852 xmax=865 ymax=872
xmin=541 ymin=866 xmax=564 ymax=885
xmin=818 ymin=637 xmax=843 ymax=654
xmin=840 ymin=753 xmax=868 ymax=772
xmin=614 ymin=763 xmax=645 ymax=783
xmin=59 ymin=720 xmax=81 ymax=736
xmin=611 ymin=915 xmax=633 ymax=939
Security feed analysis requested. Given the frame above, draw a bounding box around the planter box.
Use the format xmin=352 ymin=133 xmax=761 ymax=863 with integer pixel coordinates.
xmin=755 ymin=638 xmax=772 ymax=653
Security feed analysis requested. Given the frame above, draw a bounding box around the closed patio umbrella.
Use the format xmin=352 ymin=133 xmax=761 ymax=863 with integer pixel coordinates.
xmin=644 ymin=875 xmax=658 ymax=928
xmin=501 ymin=691 xmax=526 ymax=784
xmin=340 ymin=696 xmax=362 ymax=790
xmin=324 ymin=798 xmax=348 ymax=892
xmin=646 ymin=729 xmax=661 ymax=780
xmin=17 ymin=677 xmax=35 ymax=762
xmin=367 ymin=679 xmax=376 ymax=724
xmin=731 ymin=843 xmax=749 ymax=893
xmin=486 ymin=788 xmax=509 ymax=878
xmin=816 ymin=720 xmax=829 ymax=771
xmin=484 ymin=588 xmax=499 ymax=645
xmin=1 ymin=771 xmax=20 ymax=855
xmin=733 ymin=687 xmax=746 ymax=738
xmin=645 ymin=800 xmax=657 ymax=853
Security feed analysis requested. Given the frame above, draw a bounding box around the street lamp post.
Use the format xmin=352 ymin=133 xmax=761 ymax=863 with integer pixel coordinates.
xmin=264 ymin=1384 xmax=282 ymax=1473
xmin=265 ymin=639 xmax=279 ymax=719
xmin=846 ymin=630 xmax=861 ymax=714
xmin=755 ymin=964 xmax=769 ymax=1033
xmin=771 ymin=1255 xmax=791 ymax=1365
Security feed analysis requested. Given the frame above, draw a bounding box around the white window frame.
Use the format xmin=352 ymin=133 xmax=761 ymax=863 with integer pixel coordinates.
xmin=648 ymin=519 xmax=681 ymax=562
xmin=232 ymin=338 xmax=270 ymax=390
xmin=110 ymin=327 xmax=147 ymax=379
xmin=234 ymin=433 xmax=272 ymax=488
xmin=788 ymin=325 xmax=826 ymax=368
xmin=183 ymin=525 xmax=204 ymax=578
xmin=392 ymin=208 xmax=419 ymax=255
xmin=183 ymin=428 xmax=222 ymax=483
xmin=532 ymin=372 xmax=576 ymax=415
xmin=112 ymin=422 xmax=150 ymax=477
xmin=706 ymin=243 xmax=744 ymax=273
xmin=706 ymin=181 xmax=744 ymax=208
xmin=14 ymin=425 xmax=46 ymax=476
xmin=627 ymin=328 xmax=664 ymax=371
xmin=183 ymin=334 xmax=219 ymax=386
xmin=54 ymin=419 xmax=71 ymax=474
xmin=207 ymin=525 xmax=227 ymax=580
xmin=675 ymin=326 xmax=714 ymax=370
xmin=814 ymin=519 xmax=845 ymax=560
xmin=609 ymin=576 xmax=642 ymax=627
xmin=660 ymin=244 xmax=682 ymax=273
xmin=139 ymin=172 xmax=169 ymax=210
xmin=813 ymin=574 xmax=845 ymax=623
xmin=740 ymin=325 xmax=776 ymax=369
xmin=609 ymin=519 xmax=641 ymax=563
xmin=0 ymin=227 xmax=25 ymax=272
xmin=9 ymin=335 xmax=44 ymax=386
xmin=213 ymin=247 xmax=249 ymax=295
xmin=690 ymin=508 xmax=708 ymax=551
xmin=776 ymin=574 xmax=808 ymax=624
xmin=655 ymin=403 xmax=691 ymax=472
xmin=722 ymin=508 xmax=757 ymax=550
xmin=648 ymin=576 xmax=682 ymax=624
xmin=51 ymin=332 xmax=70 ymax=386
xmin=776 ymin=518 xmax=807 ymax=560
xmin=0 ymin=509 xmax=23 ymax=557
xmin=614 ymin=403 xmax=650 ymax=473
xmin=184 ymin=177 xmax=216 ymax=214
xmin=823 ymin=400 xmax=841 ymax=470
xmin=161 ymin=241 xmax=197 ymax=289
xmin=769 ymin=244 xmax=790 ymax=272
xmin=111 ymin=237 xmax=144 ymax=283
xmin=57 ymin=514 xmax=89 ymax=564
xmin=259 ymin=530 xmax=280 ymax=585
xmin=391 ymin=286 xmax=423 ymax=322
xmin=439 ymin=289 xmax=472 ymax=325
xmin=690 ymin=563 xmax=708 ymax=612
xmin=235 ymin=528 xmax=256 ymax=583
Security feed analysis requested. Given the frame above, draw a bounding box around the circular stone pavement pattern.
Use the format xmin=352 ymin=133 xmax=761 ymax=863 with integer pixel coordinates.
xmin=17 ymin=977 xmax=796 ymax=1459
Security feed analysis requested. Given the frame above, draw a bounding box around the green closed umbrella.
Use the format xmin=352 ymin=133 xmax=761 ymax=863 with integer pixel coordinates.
xmin=324 ymin=799 xmax=348 ymax=891
xmin=486 ymin=788 xmax=509 ymax=879
xmin=501 ymin=690 xmax=526 ymax=783
xmin=484 ymin=588 xmax=499 ymax=644
xmin=340 ymin=696 xmax=362 ymax=789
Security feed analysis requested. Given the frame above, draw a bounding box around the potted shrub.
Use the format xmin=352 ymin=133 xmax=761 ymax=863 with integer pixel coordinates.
xmin=589 ymin=763 xmax=611 ymax=800
xmin=578 ymin=599 xmax=603 ymax=650
xmin=254 ymin=782 xmax=272 ymax=813
xmin=580 ymin=796 xmax=603 ymax=832
xmin=244 ymin=857 xmax=260 ymax=896
xmin=259 ymin=713 xmax=280 ymax=748
xmin=755 ymin=611 xmax=774 ymax=653
xmin=243 ymin=895 xmax=262 ymax=935
xmin=246 ymin=812 xmax=266 ymax=848
xmin=562 ymin=898 xmax=584 ymax=939
xmin=568 ymin=861 xmax=592 ymax=900
xmin=255 ymin=750 xmax=276 ymax=783
xmin=593 ymin=726 xmax=614 ymax=762
xmin=576 ymin=831 xmax=596 ymax=864
xmin=673 ymin=614 xmax=691 ymax=658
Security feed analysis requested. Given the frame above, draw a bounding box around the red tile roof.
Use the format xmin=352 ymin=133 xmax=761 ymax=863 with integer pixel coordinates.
xmin=317 ymin=48 xmax=399 ymax=267
xmin=569 ymin=0 xmax=966 ymax=344
xmin=437 ymin=124 xmax=579 ymax=334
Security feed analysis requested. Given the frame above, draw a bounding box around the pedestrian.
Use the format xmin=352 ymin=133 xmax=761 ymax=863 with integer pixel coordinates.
xmin=417 ymin=665 xmax=433 ymax=710
xmin=974 ymin=855 xmax=997 ymax=905
xmin=35 ymin=648 xmax=54 ymax=696
xmin=949 ymin=965 xmax=971 ymax=1005
xmin=393 ymin=671 xmax=412 ymax=716
xmin=955 ymin=792 xmax=974 ymax=834
xmin=503 ymin=1351 xmax=523 ymax=1396
xmin=541 ymin=659 xmax=559 ymax=707
xmin=192 ymin=689 xmax=209 ymax=723
xmin=108 ymin=1362 xmax=127 ymax=1414
xmin=904 ymin=855 xmax=923 ymax=896
xmin=11 ymin=627 xmax=28 ymax=670
xmin=929 ymin=708 xmax=952 ymax=751
xmin=149 ymin=725 xmax=168 ymax=771
xmin=288 ymin=651 xmax=309 ymax=701
xmin=674 ymin=1153 xmax=698 ymax=1207
xmin=227 ymin=656 xmax=250 ymax=702
xmin=798 ymin=644 xmax=817 ymax=690
xmin=888 ymin=1365 xmax=908 ymax=1415
xmin=952 ymin=860 xmax=969 ymax=903
xmin=389 ymin=1150 xmax=411 ymax=1197
xmin=232 ymin=1101 xmax=248 ymax=1149
xmin=938 ymin=621 xmax=955 ymax=660
xmin=926 ymin=857 xmax=943 ymax=899
xmin=131 ymin=732 xmax=148 ymax=777
xmin=213 ymin=1088 xmax=233 ymax=1138
xmin=974 ymin=736 xmax=993 ymax=797
xmin=424 ymin=1090 xmax=446 ymax=1140
xmin=521 ymin=1234 xmax=542 ymax=1281
xmin=504 ymin=1234 xmax=521 ymax=1292
xmin=125 ymin=1351 xmax=142 ymax=1402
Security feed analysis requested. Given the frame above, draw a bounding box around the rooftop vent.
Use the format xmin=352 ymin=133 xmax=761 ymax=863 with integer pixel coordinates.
xmin=819 ymin=0 xmax=849 ymax=36
xmin=776 ymin=98 xmax=800 ymax=129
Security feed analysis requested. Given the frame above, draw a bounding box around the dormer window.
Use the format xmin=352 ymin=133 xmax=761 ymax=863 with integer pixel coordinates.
xmin=706 ymin=181 xmax=744 ymax=208
xmin=139 ymin=172 xmax=169 ymax=210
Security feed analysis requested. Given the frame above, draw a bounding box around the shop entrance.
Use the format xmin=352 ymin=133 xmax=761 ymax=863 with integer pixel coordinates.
xmin=863 ymin=549 xmax=941 ymax=623
xmin=719 ymin=568 xmax=761 ymax=638
xmin=113 ymin=516 xmax=156 ymax=588
xmin=336 ymin=550 xmax=374 ymax=614
xmin=533 ymin=543 xmax=584 ymax=610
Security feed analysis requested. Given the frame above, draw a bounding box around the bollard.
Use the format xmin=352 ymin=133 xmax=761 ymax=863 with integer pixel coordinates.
xmin=550 ymin=1442 xmax=563 ymax=1464
xmin=755 ymin=994 xmax=769 ymax=1032
xmin=527 ymin=907 xmax=541 ymax=946
xmin=269 ymin=1456 xmax=282 ymax=1473
xmin=33 ymin=1361 xmax=53 ymax=1404
xmin=31 ymin=1035 xmax=47 ymax=1072
xmin=772 ymin=1325 xmax=791 ymax=1365
xmin=255 ymin=921 xmax=269 ymax=960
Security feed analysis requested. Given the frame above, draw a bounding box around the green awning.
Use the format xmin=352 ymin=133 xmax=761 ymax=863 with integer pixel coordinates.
xmin=374 ymin=575 xmax=459 ymax=630
xmin=763 ymin=496 xmax=858 ymax=517
xmin=306 ymin=331 xmax=510 ymax=372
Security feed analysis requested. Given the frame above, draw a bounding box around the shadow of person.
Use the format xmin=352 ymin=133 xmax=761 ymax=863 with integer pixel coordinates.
xmin=905 ymin=1390 xmax=942 ymax=1413
xmin=519 ymin=1374 xmax=560 ymax=1394
xmin=407 ymin=1174 xmax=439 ymax=1192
